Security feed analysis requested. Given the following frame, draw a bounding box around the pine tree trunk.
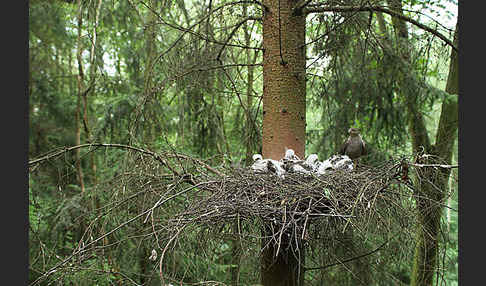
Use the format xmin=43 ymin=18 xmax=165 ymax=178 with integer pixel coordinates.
xmin=260 ymin=1 xmax=306 ymax=285
xmin=262 ymin=0 xmax=306 ymax=160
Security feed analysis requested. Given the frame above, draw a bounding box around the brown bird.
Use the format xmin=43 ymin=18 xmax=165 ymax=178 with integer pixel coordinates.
xmin=339 ymin=127 xmax=367 ymax=167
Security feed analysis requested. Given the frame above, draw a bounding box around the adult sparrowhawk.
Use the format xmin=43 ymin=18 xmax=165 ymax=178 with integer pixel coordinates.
xmin=339 ymin=128 xmax=367 ymax=165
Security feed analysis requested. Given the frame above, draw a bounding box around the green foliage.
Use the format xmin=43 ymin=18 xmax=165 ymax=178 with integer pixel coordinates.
xmin=28 ymin=0 xmax=458 ymax=285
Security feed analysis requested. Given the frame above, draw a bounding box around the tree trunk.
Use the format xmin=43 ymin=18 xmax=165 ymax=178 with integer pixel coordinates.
xmin=261 ymin=225 xmax=305 ymax=286
xmin=260 ymin=1 xmax=306 ymax=285
xmin=75 ymin=0 xmax=85 ymax=194
xmin=385 ymin=1 xmax=458 ymax=284
xmin=244 ymin=2 xmax=259 ymax=166
xmin=138 ymin=1 xmax=158 ymax=282
xmin=387 ymin=0 xmax=431 ymax=152
xmin=86 ymin=0 xmax=102 ymax=186
xmin=231 ymin=221 xmax=242 ymax=286
xmin=410 ymin=23 xmax=458 ymax=286
xmin=143 ymin=0 xmax=158 ymax=144
xmin=262 ymin=0 xmax=306 ymax=160
xmin=435 ymin=23 xmax=459 ymax=165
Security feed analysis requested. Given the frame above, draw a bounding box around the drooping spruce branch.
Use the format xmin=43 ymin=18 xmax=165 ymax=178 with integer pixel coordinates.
xmin=140 ymin=0 xmax=263 ymax=52
xmin=28 ymin=143 xmax=224 ymax=177
xmin=304 ymin=5 xmax=457 ymax=52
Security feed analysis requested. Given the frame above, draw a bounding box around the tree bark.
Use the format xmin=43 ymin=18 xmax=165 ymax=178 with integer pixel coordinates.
xmin=244 ymin=2 xmax=259 ymax=166
xmin=385 ymin=1 xmax=458 ymax=285
xmin=387 ymin=0 xmax=431 ymax=153
xmin=410 ymin=23 xmax=458 ymax=286
xmin=435 ymin=23 xmax=459 ymax=164
xmin=75 ymin=0 xmax=85 ymax=194
xmin=260 ymin=1 xmax=306 ymax=285
xmin=261 ymin=225 xmax=305 ymax=286
xmin=262 ymin=0 xmax=306 ymax=160
xmin=87 ymin=0 xmax=102 ymax=186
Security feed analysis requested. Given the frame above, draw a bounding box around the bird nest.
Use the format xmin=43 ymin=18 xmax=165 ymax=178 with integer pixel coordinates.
xmin=166 ymin=163 xmax=403 ymax=231
xmin=31 ymin=145 xmax=452 ymax=284
xmin=112 ymin=150 xmax=415 ymax=274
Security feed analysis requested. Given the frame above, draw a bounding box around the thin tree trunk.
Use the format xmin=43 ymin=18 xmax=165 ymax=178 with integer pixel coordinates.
xmin=375 ymin=10 xmax=389 ymax=40
xmin=216 ymin=74 xmax=231 ymax=160
xmin=138 ymin=1 xmax=158 ymax=282
xmin=231 ymin=5 xmax=256 ymax=284
xmin=385 ymin=1 xmax=458 ymax=284
xmin=244 ymin=3 xmax=259 ymax=166
xmin=142 ymin=0 xmax=158 ymax=144
xmin=86 ymin=0 xmax=102 ymax=186
xmin=387 ymin=0 xmax=431 ymax=152
xmin=231 ymin=220 xmax=242 ymax=286
xmin=75 ymin=0 xmax=85 ymax=194
xmin=410 ymin=23 xmax=458 ymax=286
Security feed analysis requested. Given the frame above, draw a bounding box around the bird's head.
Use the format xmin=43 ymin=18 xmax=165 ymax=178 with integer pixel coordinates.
xmin=284 ymin=148 xmax=295 ymax=159
xmin=252 ymin=154 xmax=263 ymax=162
xmin=305 ymin=154 xmax=319 ymax=164
xmin=348 ymin=128 xmax=361 ymax=136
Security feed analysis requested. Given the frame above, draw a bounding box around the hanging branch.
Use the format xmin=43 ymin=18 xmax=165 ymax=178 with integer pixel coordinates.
xmin=75 ymin=0 xmax=86 ymax=194
xmin=150 ymin=0 xmax=267 ymax=65
xmin=216 ymin=16 xmax=261 ymax=62
xmin=28 ymin=143 xmax=224 ymax=177
xmin=139 ymin=0 xmax=263 ymax=52
xmin=304 ymin=5 xmax=457 ymax=52
xmin=410 ymin=163 xmax=458 ymax=169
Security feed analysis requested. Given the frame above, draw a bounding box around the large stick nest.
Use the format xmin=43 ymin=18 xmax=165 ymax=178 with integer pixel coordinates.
xmin=119 ymin=150 xmax=415 ymax=275
xmin=29 ymin=145 xmax=456 ymax=285
xmin=166 ymin=161 xmax=405 ymax=235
